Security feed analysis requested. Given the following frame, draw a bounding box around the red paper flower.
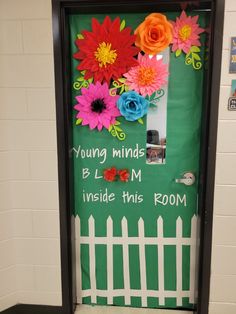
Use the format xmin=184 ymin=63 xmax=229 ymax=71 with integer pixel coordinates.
xmin=74 ymin=16 xmax=139 ymax=84
xmin=103 ymin=167 xmax=117 ymax=182
xmin=118 ymin=169 xmax=130 ymax=182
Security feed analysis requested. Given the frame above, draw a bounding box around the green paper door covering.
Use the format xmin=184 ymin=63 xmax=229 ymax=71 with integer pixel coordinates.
xmin=70 ymin=11 xmax=209 ymax=310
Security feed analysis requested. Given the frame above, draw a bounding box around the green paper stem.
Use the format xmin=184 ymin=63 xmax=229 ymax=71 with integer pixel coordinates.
xmin=109 ymin=78 xmax=129 ymax=96
xmin=185 ymin=46 xmax=202 ymax=70
xmin=146 ymin=89 xmax=165 ymax=107
xmin=73 ymin=75 xmax=93 ymax=91
xmin=108 ymin=123 xmax=126 ymax=141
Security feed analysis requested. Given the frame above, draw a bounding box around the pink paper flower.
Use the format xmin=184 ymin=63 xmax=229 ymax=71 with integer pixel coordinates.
xmin=172 ymin=11 xmax=204 ymax=54
xmin=124 ymin=53 xmax=168 ymax=97
xmin=74 ymin=82 xmax=120 ymax=131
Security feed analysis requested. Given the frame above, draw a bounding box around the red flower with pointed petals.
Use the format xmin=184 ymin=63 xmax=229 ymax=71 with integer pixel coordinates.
xmin=103 ymin=167 xmax=117 ymax=182
xmin=118 ymin=169 xmax=130 ymax=182
xmin=74 ymin=16 xmax=139 ymax=84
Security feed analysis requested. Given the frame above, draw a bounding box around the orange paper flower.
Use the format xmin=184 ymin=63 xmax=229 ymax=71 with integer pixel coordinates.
xmin=135 ymin=13 xmax=173 ymax=54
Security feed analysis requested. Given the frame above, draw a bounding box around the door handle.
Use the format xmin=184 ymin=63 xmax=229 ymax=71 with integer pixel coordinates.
xmin=175 ymin=172 xmax=195 ymax=186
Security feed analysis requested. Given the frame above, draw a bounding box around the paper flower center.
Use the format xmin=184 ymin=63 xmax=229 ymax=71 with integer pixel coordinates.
xmin=91 ymin=98 xmax=106 ymax=113
xmin=138 ymin=67 xmax=156 ymax=86
xmin=150 ymin=30 xmax=158 ymax=40
xmin=179 ymin=25 xmax=192 ymax=41
xmin=129 ymin=101 xmax=136 ymax=109
xmin=94 ymin=42 xmax=117 ymax=68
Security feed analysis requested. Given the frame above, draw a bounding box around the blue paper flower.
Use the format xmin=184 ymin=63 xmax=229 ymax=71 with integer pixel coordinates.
xmin=117 ymin=91 xmax=148 ymax=122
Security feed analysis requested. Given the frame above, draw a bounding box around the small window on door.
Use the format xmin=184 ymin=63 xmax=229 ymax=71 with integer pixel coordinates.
xmin=146 ymin=48 xmax=169 ymax=165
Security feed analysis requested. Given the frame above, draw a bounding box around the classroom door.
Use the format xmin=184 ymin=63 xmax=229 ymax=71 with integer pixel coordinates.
xmin=70 ymin=10 xmax=208 ymax=310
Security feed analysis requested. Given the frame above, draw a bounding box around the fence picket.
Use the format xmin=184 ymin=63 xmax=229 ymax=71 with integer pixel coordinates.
xmin=189 ymin=215 xmax=197 ymax=304
xmin=88 ymin=215 xmax=96 ymax=304
xmin=75 ymin=217 xmax=82 ymax=303
xmin=107 ymin=216 xmax=113 ymax=304
xmin=157 ymin=216 xmax=165 ymax=306
xmin=138 ymin=218 xmax=147 ymax=307
xmin=176 ymin=216 xmax=183 ymax=306
xmin=121 ymin=217 xmax=131 ymax=305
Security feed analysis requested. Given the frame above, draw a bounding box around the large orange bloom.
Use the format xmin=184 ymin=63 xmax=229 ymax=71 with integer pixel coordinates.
xmin=135 ymin=13 xmax=173 ymax=54
xmin=74 ymin=16 xmax=139 ymax=84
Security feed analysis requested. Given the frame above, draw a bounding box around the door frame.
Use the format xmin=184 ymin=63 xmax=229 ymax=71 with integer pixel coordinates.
xmin=51 ymin=1 xmax=225 ymax=313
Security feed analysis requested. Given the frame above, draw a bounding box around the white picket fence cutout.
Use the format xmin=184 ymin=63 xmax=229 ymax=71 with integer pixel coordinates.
xmin=75 ymin=215 xmax=198 ymax=308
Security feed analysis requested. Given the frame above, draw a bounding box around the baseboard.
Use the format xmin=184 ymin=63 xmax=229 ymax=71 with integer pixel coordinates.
xmin=1 ymin=304 xmax=64 ymax=314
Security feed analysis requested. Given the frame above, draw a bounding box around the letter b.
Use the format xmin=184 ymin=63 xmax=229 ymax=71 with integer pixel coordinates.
xmin=82 ymin=168 xmax=90 ymax=179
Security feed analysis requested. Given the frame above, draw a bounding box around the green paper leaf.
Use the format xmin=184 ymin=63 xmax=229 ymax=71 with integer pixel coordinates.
xmin=77 ymin=76 xmax=84 ymax=82
xmin=138 ymin=118 xmax=144 ymax=125
xmin=115 ymin=121 xmax=120 ymax=126
xmin=76 ymin=118 xmax=82 ymax=125
xmin=124 ymin=85 xmax=129 ymax=92
xmin=186 ymin=52 xmax=191 ymax=59
xmin=149 ymin=92 xmax=156 ymax=101
xmin=149 ymin=103 xmax=157 ymax=108
xmin=190 ymin=46 xmax=200 ymax=53
xmin=118 ymin=77 xmax=126 ymax=83
xmin=119 ymin=86 xmax=125 ymax=94
xmin=175 ymin=49 xmax=182 ymax=57
xmin=114 ymin=126 xmax=122 ymax=132
xmin=77 ymin=34 xmax=84 ymax=39
xmin=108 ymin=125 xmax=112 ymax=132
xmin=88 ymin=78 xmax=93 ymax=83
xmin=192 ymin=53 xmax=201 ymax=61
xmin=120 ymin=19 xmax=126 ymax=31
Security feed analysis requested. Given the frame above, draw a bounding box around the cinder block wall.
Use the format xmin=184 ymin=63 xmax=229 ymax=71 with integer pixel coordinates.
xmin=0 ymin=0 xmax=236 ymax=313
xmin=0 ymin=0 xmax=61 ymax=311
xmin=209 ymin=1 xmax=236 ymax=313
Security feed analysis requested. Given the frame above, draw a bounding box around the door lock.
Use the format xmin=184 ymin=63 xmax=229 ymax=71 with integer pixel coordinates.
xmin=175 ymin=172 xmax=196 ymax=186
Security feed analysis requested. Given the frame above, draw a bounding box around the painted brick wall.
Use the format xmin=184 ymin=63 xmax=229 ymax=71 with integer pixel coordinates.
xmin=0 ymin=0 xmax=61 ymax=311
xmin=0 ymin=0 xmax=236 ymax=313
xmin=209 ymin=1 xmax=236 ymax=313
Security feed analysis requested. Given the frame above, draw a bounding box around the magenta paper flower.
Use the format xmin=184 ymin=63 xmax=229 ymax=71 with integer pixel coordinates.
xmin=124 ymin=53 xmax=168 ymax=97
xmin=74 ymin=82 xmax=120 ymax=131
xmin=172 ymin=11 xmax=204 ymax=54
